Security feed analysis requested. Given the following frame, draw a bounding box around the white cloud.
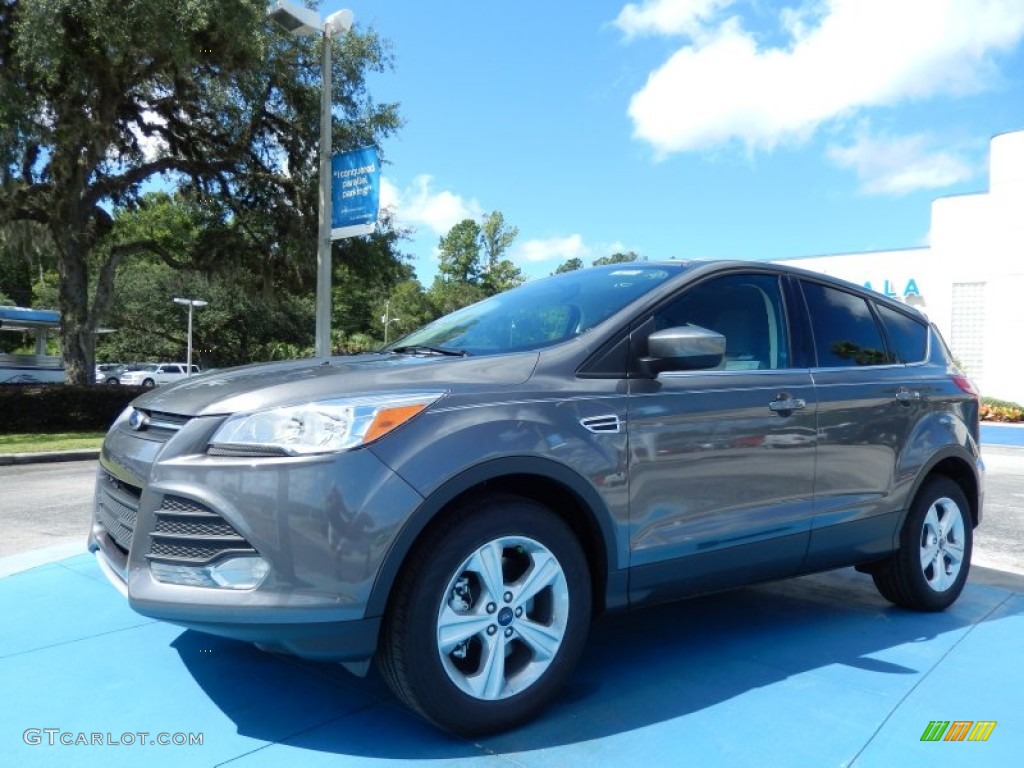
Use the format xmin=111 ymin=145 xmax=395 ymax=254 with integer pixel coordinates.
xmin=129 ymin=110 xmax=168 ymax=162
xmin=514 ymin=234 xmax=591 ymax=264
xmin=383 ymin=174 xmax=482 ymax=236
xmin=614 ymin=0 xmax=736 ymax=39
xmin=828 ymin=133 xmax=978 ymax=195
xmin=622 ymin=0 xmax=1024 ymax=155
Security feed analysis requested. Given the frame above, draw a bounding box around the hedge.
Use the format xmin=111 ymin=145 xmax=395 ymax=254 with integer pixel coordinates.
xmin=980 ymin=396 xmax=1024 ymax=423
xmin=0 ymin=384 xmax=148 ymax=433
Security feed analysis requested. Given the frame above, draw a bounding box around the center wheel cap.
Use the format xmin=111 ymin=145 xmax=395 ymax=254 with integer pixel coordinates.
xmin=497 ymin=607 xmax=514 ymax=627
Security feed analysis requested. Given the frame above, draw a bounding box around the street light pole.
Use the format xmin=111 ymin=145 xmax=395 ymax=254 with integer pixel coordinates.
xmin=173 ymin=297 xmax=207 ymax=376
xmin=267 ymin=1 xmax=353 ymax=359
xmin=382 ymin=299 xmax=400 ymax=345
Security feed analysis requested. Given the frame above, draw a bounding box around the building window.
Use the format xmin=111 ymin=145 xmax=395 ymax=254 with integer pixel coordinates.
xmin=950 ymin=282 xmax=986 ymax=387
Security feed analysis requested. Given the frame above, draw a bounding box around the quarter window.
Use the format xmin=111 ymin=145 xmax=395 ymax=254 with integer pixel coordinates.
xmin=876 ymin=304 xmax=928 ymax=363
xmin=801 ymin=281 xmax=889 ymax=367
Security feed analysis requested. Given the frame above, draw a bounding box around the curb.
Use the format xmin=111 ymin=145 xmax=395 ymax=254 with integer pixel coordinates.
xmin=0 ymin=449 xmax=100 ymax=466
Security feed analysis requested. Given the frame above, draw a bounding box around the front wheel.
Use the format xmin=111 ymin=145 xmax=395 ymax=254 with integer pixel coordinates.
xmin=142 ymin=378 xmax=155 ymax=388
xmin=377 ymin=495 xmax=591 ymax=735
xmin=872 ymin=476 xmax=972 ymax=611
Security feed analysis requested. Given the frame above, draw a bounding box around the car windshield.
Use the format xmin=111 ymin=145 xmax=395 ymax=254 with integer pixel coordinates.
xmin=139 ymin=364 xmax=158 ymax=372
xmin=387 ymin=264 xmax=684 ymax=355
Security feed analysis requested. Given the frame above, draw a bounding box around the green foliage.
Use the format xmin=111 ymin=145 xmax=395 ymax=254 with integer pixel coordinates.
xmin=0 ymin=383 xmax=146 ymax=433
xmin=554 ymin=257 xmax=584 ymax=274
xmin=0 ymin=0 xmax=401 ymax=383
xmin=592 ymin=251 xmax=643 ymax=266
xmin=430 ymin=211 xmax=523 ymax=315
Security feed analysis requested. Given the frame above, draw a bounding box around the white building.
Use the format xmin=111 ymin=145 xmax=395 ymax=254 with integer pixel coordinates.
xmin=777 ymin=130 xmax=1024 ymax=405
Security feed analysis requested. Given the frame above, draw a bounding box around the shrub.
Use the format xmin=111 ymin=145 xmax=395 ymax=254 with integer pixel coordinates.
xmin=980 ymin=396 xmax=1024 ymax=423
xmin=0 ymin=384 xmax=147 ymax=433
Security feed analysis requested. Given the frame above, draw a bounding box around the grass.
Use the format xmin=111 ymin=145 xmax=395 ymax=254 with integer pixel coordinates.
xmin=0 ymin=432 xmax=105 ymax=454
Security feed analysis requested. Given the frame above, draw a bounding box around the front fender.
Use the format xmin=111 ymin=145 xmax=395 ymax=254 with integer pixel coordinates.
xmin=361 ymin=454 xmax=625 ymax=618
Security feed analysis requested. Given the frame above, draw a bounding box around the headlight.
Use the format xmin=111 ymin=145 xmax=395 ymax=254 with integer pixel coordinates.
xmin=208 ymin=392 xmax=444 ymax=456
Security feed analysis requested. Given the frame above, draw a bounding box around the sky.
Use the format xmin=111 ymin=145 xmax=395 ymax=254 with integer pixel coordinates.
xmin=320 ymin=0 xmax=1024 ymax=283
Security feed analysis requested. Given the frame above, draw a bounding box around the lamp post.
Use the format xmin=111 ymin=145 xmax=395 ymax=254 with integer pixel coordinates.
xmin=267 ymin=0 xmax=354 ymax=359
xmin=173 ymin=297 xmax=207 ymax=376
xmin=381 ymin=299 xmax=400 ymax=345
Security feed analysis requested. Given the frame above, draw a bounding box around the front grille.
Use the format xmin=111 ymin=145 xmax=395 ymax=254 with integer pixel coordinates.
xmin=96 ymin=472 xmax=142 ymax=554
xmin=147 ymin=495 xmax=256 ymax=566
xmin=130 ymin=409 xmax=191 ymax=442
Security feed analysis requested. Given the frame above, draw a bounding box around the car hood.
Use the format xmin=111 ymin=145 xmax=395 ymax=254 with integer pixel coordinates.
xmin=129 ymin=351 xmax=541 ymax=417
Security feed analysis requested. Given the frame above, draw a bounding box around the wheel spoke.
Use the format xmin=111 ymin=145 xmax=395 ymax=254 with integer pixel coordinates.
xmin=931 ymin=557 xmax=951 ymax=591
xmin=945 ymin=538 xmax=965 ymax=565
xmin=934 ymin=502 xmax=953 ymax=538
xmin=465 ymin=632 xmax=506 ymax=699
xmin=515 ymin=617 xmax=563 ymax=661
xmin=515 ymin=551 xmax=561 ymax=606
xmin=468 ymin=541 xmax=506 ymax=605
xmin=437 ymin=605 xmax=492 ymax=653
xmin=920 ymin=542 xmax=940 ymax=572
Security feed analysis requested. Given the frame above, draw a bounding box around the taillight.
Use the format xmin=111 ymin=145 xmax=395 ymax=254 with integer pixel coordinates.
xmin=951 ymin=374 xmax=979 ymax=397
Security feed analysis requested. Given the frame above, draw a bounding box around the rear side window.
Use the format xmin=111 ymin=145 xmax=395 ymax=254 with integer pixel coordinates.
xmin=875 ymin=304 xmax=928 ymax=363
xmin=801 ymin=281 xmax=889 ymax=367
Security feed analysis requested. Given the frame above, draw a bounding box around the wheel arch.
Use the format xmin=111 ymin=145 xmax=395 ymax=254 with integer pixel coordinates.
xmin=364 ymin=456 xmax=623 ymax=620
xmin=909 ymin=449 xmax=982 ymax=529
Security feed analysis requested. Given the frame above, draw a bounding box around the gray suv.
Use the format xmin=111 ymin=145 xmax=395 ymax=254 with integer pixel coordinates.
xmin=89 ymin=261 xmax=983 ymax=735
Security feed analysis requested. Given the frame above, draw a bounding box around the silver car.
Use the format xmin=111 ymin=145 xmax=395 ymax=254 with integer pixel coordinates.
xmin=89 ymin=261 xmax=983 ymax=734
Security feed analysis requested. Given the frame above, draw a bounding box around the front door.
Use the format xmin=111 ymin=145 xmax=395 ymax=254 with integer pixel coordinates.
xmin=626 ymin=272 xmax=818 ymax=604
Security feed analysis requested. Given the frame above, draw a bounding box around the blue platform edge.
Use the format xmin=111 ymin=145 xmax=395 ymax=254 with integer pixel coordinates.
xmin=981 ymin=422 xmax=1024 ymax=446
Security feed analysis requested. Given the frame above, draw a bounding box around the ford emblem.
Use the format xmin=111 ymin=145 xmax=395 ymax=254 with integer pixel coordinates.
xmin=128 ymin=409 xmax=150 ymax=431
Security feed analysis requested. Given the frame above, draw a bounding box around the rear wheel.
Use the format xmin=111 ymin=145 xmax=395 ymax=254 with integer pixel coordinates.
xmin=872 ymin=476 xmax=972 ymax=611
xmin=377 ymin=495 xmax=591 ymax=735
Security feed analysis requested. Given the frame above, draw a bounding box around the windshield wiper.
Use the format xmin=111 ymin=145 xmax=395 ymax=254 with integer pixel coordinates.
xmin=391 ymin=345 xmax=469 ymax=357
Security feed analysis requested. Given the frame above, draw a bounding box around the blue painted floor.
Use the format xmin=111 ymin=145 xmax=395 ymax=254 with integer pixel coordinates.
xmin=1 ymin=554 xmax=1021 ymax=767
xmin=981 ymin=422 xmax=1024 ymax=446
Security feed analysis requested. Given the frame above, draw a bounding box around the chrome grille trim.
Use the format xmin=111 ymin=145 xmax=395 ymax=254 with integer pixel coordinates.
xmin=127 ymin=409 xmax=191 ymax=442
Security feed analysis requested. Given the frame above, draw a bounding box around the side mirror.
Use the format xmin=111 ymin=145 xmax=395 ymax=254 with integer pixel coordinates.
xmin=640 ymin=325 xmax=725 ymax=376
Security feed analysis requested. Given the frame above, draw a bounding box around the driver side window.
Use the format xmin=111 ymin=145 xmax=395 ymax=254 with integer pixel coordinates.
xmin=654 ymin=273 xmax=790 ymax=370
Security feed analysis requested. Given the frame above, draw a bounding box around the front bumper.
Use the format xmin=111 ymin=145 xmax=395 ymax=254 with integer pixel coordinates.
xmin=88 ymin=411 xmax=423 ymax=662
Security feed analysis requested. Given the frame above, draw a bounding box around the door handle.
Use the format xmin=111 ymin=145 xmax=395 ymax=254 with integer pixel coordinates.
xmin=896 ymin=389 xmax=921 ymax=405
xmin=768 ymin=397 xmax=806 ymax=412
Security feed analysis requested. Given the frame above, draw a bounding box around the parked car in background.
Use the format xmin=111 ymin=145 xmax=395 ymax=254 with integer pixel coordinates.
xmin=90 ymin=261 xmax=982 ymax=735
xmin=119 ymin=362 xmax=200 ymax=388
xmin=94 ymin=363 xmax=140 ymax=384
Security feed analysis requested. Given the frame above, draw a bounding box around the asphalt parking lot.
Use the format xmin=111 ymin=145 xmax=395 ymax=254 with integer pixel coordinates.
xmin=1 ymin=427 xmax=1022 ymax=767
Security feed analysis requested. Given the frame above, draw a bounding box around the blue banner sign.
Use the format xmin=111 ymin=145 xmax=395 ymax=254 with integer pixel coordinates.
xmin=331 ymin=146 xmax=380 ymax=240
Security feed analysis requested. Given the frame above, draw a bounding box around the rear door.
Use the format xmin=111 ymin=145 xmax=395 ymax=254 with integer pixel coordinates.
xmin=796 ymin=279 xmax=922 ymax=569
xmin=627 ymin=271 xmax=818 ymax=604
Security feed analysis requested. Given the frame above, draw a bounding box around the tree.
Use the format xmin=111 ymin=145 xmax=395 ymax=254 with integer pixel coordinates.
xmin=430 ymin=211 xmax=522 ymax=315
xmin=592 ymin=251 xmax=642 ymax=266
xmin=554 ymin=257 xmax=583 ymax=274
xmin=0 ymin=0 xmax=400 ymax=383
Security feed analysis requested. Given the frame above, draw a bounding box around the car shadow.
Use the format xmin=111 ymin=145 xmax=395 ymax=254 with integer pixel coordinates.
xmin=170 ymin=566 xmax=1022 ymax=758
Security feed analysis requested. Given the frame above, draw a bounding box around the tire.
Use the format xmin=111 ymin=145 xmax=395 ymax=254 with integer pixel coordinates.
xmin=872 ymin=476 xmax=972 ymax=611
xmin=142 ymin=378 xmax=155 ymax=388
xmin=376 ymin=495 xmax=591 ymax=735
xmin=106 ymin=378 xmax=119 ymax=385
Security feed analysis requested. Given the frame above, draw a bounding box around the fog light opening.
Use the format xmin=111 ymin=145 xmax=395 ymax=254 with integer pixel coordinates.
xmin=151 ymin=556 xmax=269 ymax=589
